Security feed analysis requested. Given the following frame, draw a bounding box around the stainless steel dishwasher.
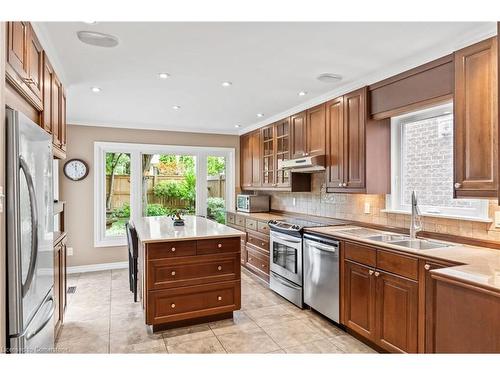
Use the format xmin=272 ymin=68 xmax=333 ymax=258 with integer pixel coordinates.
xmin=303 ymin=233 xmax=340 ymax=323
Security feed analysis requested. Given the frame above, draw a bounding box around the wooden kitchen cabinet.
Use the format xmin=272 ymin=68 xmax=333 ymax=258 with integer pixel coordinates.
xmin=240 ymin=132 xmax=252 ymax=188
xmin=326 ymin=87 xmax=390 ymax=193
xmin=53 ymin=234 xmax=67 ymax=339
xmin=375 ymin=271 xmax=418 ymax=353
xmin=51 ymin=73 xmax=62 ymax=148
xmin=290 ymin=111 xmax=307 ymax=158
xmin=306 ymin=103 xmax=326 ymax=157
xmin=454 ymin=37 xmax=498 ymax=198
xmin=5 ymin=22 xmax=43 ymax=110
xmin=344 ymin=260 xmax=377 ymax=342
xmin=261 ymin=124 xmax=276 ymax=187
xmin=275 ymin=117 xmax=291 ymax=187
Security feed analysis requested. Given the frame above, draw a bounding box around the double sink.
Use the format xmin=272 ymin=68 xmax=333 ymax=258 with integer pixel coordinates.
xmin=336 ymin=227 xmax=452 ymax=250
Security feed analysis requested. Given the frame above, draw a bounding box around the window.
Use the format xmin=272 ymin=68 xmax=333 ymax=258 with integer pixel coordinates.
xmin=386 ymin=103 xmax=489 ymax=221
xmin=94 ymin=142 xmax=235 ymax=247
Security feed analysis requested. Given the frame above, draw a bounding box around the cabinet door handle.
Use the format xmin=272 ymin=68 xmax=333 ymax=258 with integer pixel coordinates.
xmin=217 ymin=296 xmax=222 ymax=301
xmin=342 ymin=182 xmax=347 ymax=187
xmin=338 ymin=183 xmax=342 ymax=187
xmin=171 ymin=271 xmax=176 ymax=276
xmin=22 ymin=77 xmax=35 ymax=85
xmin=171 ymin=303 xmax=176 ymax=308
xmin=454 ymin=182 xmax=462 ymax=189
xmin=368 ymin=270 xmax=374 ymax=275
xmin=217 ymin=243 xmax=222 ymax=248
xmin=171 ymin=247 xmax=176 ymax=252
xmin=424 ymin=264 xmax=431 ymax=271
xmin=374 ymin=271 xmax=380 ymax=277
xmin=217 ymin=265 xmax=222 ymax=271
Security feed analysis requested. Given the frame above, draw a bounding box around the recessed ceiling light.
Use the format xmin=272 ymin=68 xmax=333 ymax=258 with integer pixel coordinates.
xmin=256 ymin=113 xmax=264 ymax=118
xmin=83 ymin=21 xmax=97 ymax=24
xmin=234 ymin=125 xmax=241 ymax=128
xmin=158 ymin=73 xmax=170 ymax=79
xmin=317 ymin=73 xmax=343 ymax=83
xmin=77 ymin=31 xmax=119 ymax=48
xmin=91 ymin=87 xmax=101 ymax=93
xmin=221 ymin=81 xmax=232 ymax=87
xmin=298 ymin=91 xmax=307 ymax=96
xmin=172 ymin=105 xmax=181 ymax=110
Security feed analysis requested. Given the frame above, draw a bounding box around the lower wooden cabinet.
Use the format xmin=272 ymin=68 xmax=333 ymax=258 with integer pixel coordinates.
xmin=344 ymin=260 xmax=377 ymax=342
xmin=376 ymin=271 xmax=418 ymax=353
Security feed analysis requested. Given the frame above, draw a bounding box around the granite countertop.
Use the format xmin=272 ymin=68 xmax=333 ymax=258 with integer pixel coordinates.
xmin=227 ymin=210 xmax=349 ymax=225
xmin=306 ymin=226 xmax=500 ymax=293
xmin=134 ymin=215 xmax=245 ymax=243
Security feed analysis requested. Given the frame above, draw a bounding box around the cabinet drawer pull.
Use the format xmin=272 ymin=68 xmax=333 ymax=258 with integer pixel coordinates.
xmin=374 ymin=271 xmax=380 ymax=277
xmin=454 ymin=182 xmax=462 ymax=189
xmin=217 ymin=265 xmax=222 ymax=271
xmin=171 ymin=271 xmax=176 ymax=276
xmin=171 ymin=303 xmax=176 ymax=308
xmin=424 ymin=264 xmax=431 ymax=271
xmin=368 ymin=270 xmax=374 ymax=275
xmin=342 ymin=182 xmax=347 ymax=187
xmin=171 ymin=247 xmax=176 ymax=252
xmin=261 ymin=242 xmax=265 ymax=247
xmin=217 ymin=243 xmax=222 ymax=248
xmin=217 ymin=296 xmax=222 ymax=301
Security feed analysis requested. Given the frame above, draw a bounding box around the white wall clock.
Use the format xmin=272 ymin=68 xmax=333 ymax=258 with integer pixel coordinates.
xmin=63 ymin=159 xmax=89 ymax=181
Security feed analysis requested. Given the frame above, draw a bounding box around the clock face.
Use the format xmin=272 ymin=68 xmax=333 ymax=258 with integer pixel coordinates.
xmin=64 ymin=159 xmax=89 ymax=181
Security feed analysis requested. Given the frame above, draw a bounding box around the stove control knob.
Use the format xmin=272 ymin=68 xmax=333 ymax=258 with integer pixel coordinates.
xmin=292 ymin=225 xmax=300 ymax=230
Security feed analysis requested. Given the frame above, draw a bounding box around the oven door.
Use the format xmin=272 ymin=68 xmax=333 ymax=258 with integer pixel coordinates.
xmin=270 ymin=231 xmax=303 ymax=286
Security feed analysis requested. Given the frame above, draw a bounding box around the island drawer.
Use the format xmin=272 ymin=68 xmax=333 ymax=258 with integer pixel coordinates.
xmin=257 ymin=221 xmax=270 ymax=234
xmin=146 ymin=280 xmax=241 ymax=325
xmin=246 ymin=230 xmax=269 ymax=251
xmin=197 ymin=237 xmax=240 ymax=255
xmin=147 ymin=253 xmax=240 ymax=290
xmin=147 ymin=241 xmax=197 ymax=259
xmin=377 ymin=250 xmax=418 ymax=280
xmin=246 ymin=247 xmax=269 ymax=274
xmin=344 ymin=242 xmax=377 ymax=267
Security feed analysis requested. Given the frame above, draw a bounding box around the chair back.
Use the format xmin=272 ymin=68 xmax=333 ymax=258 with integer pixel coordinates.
xmin=125 ymin=221 xmax=139 ymax=258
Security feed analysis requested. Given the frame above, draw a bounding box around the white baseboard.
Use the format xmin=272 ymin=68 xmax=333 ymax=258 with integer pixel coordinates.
xmin=67 ymin=261 xmax=128 ymax=274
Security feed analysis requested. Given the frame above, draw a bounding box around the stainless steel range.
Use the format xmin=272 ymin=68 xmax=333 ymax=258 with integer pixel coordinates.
xmin=268 ymin=217 xmax=346 ymax=308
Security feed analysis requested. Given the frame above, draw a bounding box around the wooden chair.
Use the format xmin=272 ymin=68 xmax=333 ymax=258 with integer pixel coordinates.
xmin=125 ymin=221 xmax=139 ymax=302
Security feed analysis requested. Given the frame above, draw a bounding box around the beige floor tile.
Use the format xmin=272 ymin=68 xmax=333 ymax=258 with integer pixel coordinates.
xmin=329 ymin=335 xmax=376 ymax=353
xmin=57 ymin=317 xmax=110 ymax=343
xmin=110 ymin=310 xmax=147 ymax=334
xmin=109 ymin=326 xmax=164 ymax=353
xmin=217 ymin=329 xmax=280 ymax=353
xmin=209 ymin=311 xmax=260 ymax=336
xmin=245 ymin=304 xmax=298 ymax=326
xmin=163 ymin=323 xmax=215 ymax=346
xmin=167 ymin=336 xmax=226 ymax=354
xmin=262 ymin=319 xmax=327 ymax=348
xmin=241 ymin=291 xmax=280 ymax=310
xmin=55 ymin=334 xmax=109 ymax=354
xmin=284 ymin=339 xmax=345 ymax=354
xmin=110 ymin=300 xmax=143 ymax=316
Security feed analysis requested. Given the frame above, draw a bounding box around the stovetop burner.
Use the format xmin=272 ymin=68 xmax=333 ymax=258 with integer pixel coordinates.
xmin=268 ymin=217 xmax=347 ymax=236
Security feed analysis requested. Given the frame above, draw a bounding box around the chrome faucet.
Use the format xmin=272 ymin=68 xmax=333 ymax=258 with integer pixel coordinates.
xmin=410 ymin=190 xmax=422 ymax=240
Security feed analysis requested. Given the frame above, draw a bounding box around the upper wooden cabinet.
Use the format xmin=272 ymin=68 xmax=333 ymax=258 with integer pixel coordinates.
xmin=454 ymin=37 xmax=498 ymax=198
xmin=290 ymin=104 xmax=326 ymax=158
xmin=326 ymin=87 xmax=390 ymax=193
xmin=261 ymin=124 xmax=276 ymax=187
xmin=275 ymin=117 xmax=291 ymax=187
xmin=290 ymin=111 xmax=307 ymax=158
xmin=5 ymin=22 xmax=67 ymax=159
xmin=306 ymin=103 xmax=326 ymax=157
xmin=6 ymin=22 xmax=43 ymax=110
xmin=240 ymin=130 xmax=260 ymax=189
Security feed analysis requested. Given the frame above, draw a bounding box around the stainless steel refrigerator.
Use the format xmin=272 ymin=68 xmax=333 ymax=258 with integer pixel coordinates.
xmin=6 ymin=108 xmax=54 ymax=353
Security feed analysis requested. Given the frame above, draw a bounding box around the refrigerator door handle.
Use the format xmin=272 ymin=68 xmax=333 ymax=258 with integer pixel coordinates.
xmin=19 ymin=156 xmax=39 ymax=298
xmin=25 ymin=295 xmax=54 ymax=341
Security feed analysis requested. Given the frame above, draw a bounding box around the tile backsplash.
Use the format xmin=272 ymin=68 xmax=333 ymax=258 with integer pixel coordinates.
xmin=268 ymin=174 xmax=500 ymax=242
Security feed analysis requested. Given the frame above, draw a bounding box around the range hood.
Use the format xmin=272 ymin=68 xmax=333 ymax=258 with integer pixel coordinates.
xmin=280 ymin=155 xmax=326 ymax=172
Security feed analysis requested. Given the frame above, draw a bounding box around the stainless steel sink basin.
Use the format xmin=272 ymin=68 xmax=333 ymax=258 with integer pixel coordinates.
xmin=366 ymin=234 xmax=410 ymax=242
xmin=389 ymin=239 xmax=451 ymax=250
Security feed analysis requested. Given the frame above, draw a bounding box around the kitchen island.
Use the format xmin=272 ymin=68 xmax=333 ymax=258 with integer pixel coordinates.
xmin=134 ymin=215 xmax=245 ymax=332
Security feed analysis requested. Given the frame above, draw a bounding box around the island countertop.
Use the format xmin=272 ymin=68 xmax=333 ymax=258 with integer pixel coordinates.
xmin=134 ymin=215 xmax=245 ymax=243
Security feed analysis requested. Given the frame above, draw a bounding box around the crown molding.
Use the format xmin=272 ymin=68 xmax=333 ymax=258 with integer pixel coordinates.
xmin=239 ymin=22 xmax=497 ymax=135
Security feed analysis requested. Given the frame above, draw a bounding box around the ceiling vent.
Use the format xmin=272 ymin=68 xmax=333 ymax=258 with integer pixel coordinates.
xmin=317 ymin=73 xmax=342 ymax=83
xmin=77 ymin=31 xmax=119 ymax=48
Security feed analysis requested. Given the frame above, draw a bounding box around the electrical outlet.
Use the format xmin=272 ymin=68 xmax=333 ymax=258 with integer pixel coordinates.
xmin=364 ymin=202 xmax=371 ymax=214
xmin=292 ymin=197 xmax=296 ymax=206
xmin=67 ymin=247 xmax=74 ymax=256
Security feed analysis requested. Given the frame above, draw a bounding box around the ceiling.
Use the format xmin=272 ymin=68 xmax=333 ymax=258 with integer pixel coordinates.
xmin=36 ymin=22 xmax=496 ymax=135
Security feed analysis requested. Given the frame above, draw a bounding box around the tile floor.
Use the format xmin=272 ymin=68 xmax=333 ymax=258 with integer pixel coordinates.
xmin=55 ymin=267 xmax=376 ymax=354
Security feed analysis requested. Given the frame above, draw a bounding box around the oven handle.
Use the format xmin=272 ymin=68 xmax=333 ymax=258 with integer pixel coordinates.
xmin=271 ymin=272 xmax=302 ymax=290
xmin=271 ymin=233 xmax=302 ymax=244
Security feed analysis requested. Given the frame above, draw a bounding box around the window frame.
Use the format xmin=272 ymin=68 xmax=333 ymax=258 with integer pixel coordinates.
xmin=385 ymin=103 xmax=490 ymax=222
xmin=94 ymin=141 xmax=236 ymax=248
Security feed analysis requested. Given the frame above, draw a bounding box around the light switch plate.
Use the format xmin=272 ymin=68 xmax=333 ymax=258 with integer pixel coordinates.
xmin=67 ymin=247 xmax=74 ymax=256
xmin=364 ymin=202 xmax=371 ymax=214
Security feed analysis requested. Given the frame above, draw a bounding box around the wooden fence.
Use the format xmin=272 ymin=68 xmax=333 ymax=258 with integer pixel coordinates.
xmin=107 ymin=175 xmax=225 ymax=211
